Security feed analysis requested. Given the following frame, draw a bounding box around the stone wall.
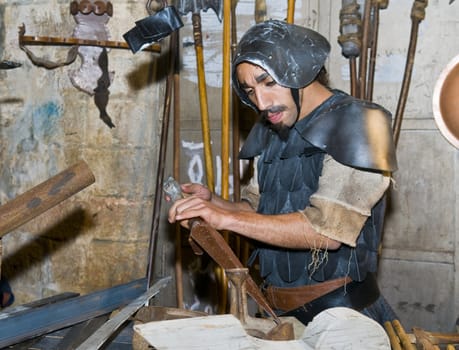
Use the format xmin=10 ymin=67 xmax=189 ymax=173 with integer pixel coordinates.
xmin=1 ymin=0 xmax=166 ymax=302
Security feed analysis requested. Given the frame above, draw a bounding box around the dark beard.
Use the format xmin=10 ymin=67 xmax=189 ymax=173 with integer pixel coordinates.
xmin=260 ymin=109 xmax=292 ymax=141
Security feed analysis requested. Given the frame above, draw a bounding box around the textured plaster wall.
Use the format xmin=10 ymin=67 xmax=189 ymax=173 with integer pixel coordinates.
xmin=1 ymin=0 xmax=459 ymax=335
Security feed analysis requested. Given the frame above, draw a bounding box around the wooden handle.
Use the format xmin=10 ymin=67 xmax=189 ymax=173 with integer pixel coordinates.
xmin=0 ymin=160 xmax=95 ymax=237
xmin=20 ymin=35 xmax=161 ymax=53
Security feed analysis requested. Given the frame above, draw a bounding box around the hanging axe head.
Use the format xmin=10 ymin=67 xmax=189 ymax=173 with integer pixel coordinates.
xmin=173 ymin=0 xmax=223 ymax=22
xmin=123 ymin=6 xmax=184 ymax=54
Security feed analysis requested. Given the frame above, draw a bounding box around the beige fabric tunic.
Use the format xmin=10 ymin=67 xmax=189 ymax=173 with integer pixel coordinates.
xmin=241 ymin=155 xmax=391 ymax=247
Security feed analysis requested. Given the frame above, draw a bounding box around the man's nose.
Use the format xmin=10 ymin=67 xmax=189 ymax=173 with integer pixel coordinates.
xmin=254 ymin=90 xmax=271 ymax=110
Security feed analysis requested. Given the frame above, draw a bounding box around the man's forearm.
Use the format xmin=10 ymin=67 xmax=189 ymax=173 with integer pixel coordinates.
xmin=224 ymin=210 xmax=341 ymax=250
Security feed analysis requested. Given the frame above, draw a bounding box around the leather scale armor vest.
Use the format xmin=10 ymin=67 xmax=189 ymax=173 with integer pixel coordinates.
xmin=239 ymin=91 xmax=397 ymax=288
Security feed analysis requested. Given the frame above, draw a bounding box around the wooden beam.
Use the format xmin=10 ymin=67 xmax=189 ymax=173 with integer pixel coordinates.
xmin=0 ymin=277 xmax=159 ymax=348
xmin=0 ymin=160 xmax=95 ymax=238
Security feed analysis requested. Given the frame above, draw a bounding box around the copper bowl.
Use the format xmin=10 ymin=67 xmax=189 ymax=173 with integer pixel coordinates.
xmin=433 ymin=54 xmax=459 ymax=149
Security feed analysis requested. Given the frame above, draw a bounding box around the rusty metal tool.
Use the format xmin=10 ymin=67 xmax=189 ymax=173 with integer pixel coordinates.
xmin=0 ymin=60 xmax=22 ymax=70
xmin=163 ymin=177 xmax=277 ymax=320
xmin=163 ymin=178 xmax=294 ymax=338
xmin=358 ymin=0 xmax=372 ymax=100
xmin=365 ymin=0 xmax=388 ymax=101
xmin=338 ymin=0 xmax=362 ymax=97
xmin=393 ymin=0 xmax=428 ymax=147
xmin=189 ymin=220 xmax=280 ymax=323
xmin=19 ymin=24 xmax=161 ymax=54
xmin=146 ymin=17 xmax=179 ymax=289
xmin=75 ymin=276 xmax=171 ymax=350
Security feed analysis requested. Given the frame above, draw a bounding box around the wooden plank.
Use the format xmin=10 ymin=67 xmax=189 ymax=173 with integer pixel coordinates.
xmin=134 ymin=314 xmax=310 ymax=350
xmin=75 ymin=276 xmax=171 ymax=350
xmin=0 ymin=278 xmax=151 ymax=348
xmin=134 ymin=307 xmax=391 ymax=350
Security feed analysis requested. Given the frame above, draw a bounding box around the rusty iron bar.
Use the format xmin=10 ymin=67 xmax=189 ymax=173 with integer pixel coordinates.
xmin=358 ymin=0 xmax=372 ymax=100
xmin=146 ymin=29 xmax=178 ymax=289
xmin=393 ymin=0 xmax=428 ymax=147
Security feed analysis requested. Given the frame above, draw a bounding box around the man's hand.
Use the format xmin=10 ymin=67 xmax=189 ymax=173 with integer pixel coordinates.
xmin=167 ymin=183 xmax=218 ymax=229
xmin=180 ymin=183 xmax=212 ymax=201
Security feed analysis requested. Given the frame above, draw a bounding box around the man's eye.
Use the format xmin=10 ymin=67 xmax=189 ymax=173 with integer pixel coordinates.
xmin=266 ymin=80 xmax=276 ymax=87
xmin=245 ymin=89 xmax=254 ymax=96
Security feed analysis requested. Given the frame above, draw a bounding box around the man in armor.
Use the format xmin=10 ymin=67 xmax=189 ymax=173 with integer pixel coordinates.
xmin=168 ymin=19 xmax=398 ymax=325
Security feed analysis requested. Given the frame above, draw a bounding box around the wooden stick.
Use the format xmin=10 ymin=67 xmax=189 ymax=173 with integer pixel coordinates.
xmin=18 ymin=24 xmax=161 ymax=53
xmin=413 ymin=327 xmax=459 ymax=346
xmin=393 ymin=319 xmax=416 ymax=350
xmin=193 ymin=13 xmax=215 ymax=191
xmin=287 ymin=0 xmax=296 ymax=24
xmin=217 ymin=0 xmax=233 ymax=314
xmin=384 ymin=321 xmax=402 ymax=350
xmin=0 ymin=160 xmax=95 ymax=237
xmin=221 ymin=0 xmax=231 ymax=202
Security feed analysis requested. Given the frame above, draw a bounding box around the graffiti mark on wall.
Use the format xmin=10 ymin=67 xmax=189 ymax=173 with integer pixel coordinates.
xmin=181 ymin=140 xmax=234 ymax=196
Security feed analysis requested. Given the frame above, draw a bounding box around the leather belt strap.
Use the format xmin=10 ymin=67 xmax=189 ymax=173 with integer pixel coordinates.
xmin=264 ymin=276 xmax=352 ymax=312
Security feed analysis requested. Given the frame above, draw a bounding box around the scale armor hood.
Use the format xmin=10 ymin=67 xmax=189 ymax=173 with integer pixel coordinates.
xmin=232 ymin=20 xmax=331 ymax=110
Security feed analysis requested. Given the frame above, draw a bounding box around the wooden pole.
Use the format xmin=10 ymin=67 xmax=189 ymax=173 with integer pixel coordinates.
xmin=0 ymin=160 xmax=95 ymax=237
xmin=192 ymin=13 xmax=215 ymax=191
xmin=216 ymin=0 xmax=233 ymax=315
xmin=287 ymin=0 xmax=296 ymax=24
xmin=384 ymin=321 xmax=402 ymax=350
xmin=221 ymin=0 xmax=231 ymax=204
xmin=393 ymin=319 xmax=416 ymax=350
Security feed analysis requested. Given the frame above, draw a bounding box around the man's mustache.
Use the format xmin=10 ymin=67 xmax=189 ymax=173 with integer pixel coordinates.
xmin=260 ymin=105 xmax=287 ymax=121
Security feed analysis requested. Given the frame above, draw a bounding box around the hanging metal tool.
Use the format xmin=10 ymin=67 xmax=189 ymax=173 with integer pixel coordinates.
xmin=0 ymin=60 xmax=21 ymax=70
xmin=358 ymin=0 xmax=372 ymax=100
xmin=172 ymin=28 xmax=184 ymax=309
xmin=146 ymin=10 xmax=181 ymax=289
xmin=175 ymin=0 xmax=223 ymax=191
xmin=392 ymin=0 xmax=428 ymax=147
xmin=254 ymin=0 xmax=266 ymax=23
xmin=365 ymin=0 xmax=388 ymax=101
xmin=338 ymin=0 xmax=362 ymax=97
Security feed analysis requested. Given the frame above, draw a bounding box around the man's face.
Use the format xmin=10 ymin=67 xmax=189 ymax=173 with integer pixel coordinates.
xmin=236 ymin=62 xmax=299 ymax=131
